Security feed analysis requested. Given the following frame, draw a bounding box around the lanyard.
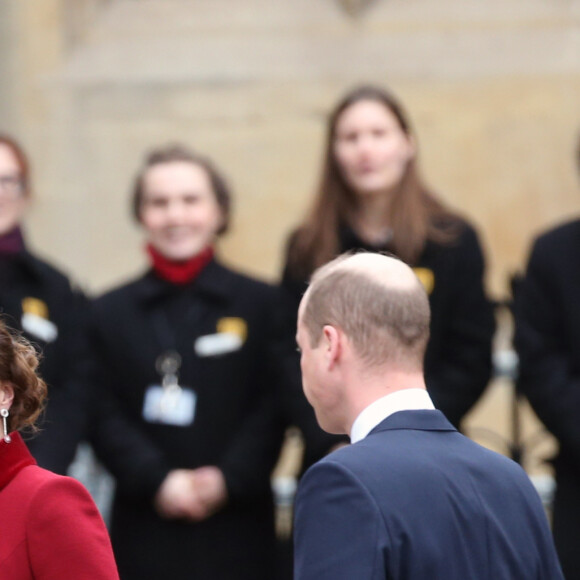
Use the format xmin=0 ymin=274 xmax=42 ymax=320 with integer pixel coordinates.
xmin=148 ymin=295 xmax=208 ymax=391
xmin=149 ymin=306 xmax=184 ymax=392
xmin=150 ymin=307 xmax=178 ymax=353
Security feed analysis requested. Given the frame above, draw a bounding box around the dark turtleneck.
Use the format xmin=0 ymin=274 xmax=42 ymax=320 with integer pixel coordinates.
xmin=0 ymin=227 xmax=25 ymax=256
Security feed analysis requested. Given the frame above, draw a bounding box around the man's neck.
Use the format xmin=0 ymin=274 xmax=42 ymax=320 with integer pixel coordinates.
xmin=350 ymin=386 xmax=434 ymax=443
xmin=345 ymin=370 xmax=427 ymax=434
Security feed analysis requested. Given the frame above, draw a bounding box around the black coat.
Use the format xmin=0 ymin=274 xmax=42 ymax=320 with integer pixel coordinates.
xmin=515 ymin=219 xmax=580 ymax=470
xmin=514 ymin=219 xmax=580 ymax=577
xmin=282 ymin=221 xmax=495 ymax=434
xmin=88 ymin=259 xmax=285 ymax=580
xmin=0 ymin=250 xmax=89 ymax=473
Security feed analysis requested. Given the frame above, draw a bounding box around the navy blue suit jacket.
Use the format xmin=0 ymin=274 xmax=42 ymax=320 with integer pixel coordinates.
xmin=294 ymin=410 xmax=563 ymax=579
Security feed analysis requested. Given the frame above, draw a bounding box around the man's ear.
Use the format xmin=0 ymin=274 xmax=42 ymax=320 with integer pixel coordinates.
xmin=0 ymin=383 xmax=14 ymax=409
xmin=322 ymin=325 xmax=341 ymax=369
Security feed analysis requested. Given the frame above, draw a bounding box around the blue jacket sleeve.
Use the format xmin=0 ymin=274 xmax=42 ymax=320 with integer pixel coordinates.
xmin=294 ymin=460 xmax=388 ymax=580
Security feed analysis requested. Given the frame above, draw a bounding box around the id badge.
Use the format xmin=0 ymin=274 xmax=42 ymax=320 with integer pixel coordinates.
xmin=21 ymin=313 xmax=58 ymax=343
xmin=142 ymin=385 xmax=196 ymax=426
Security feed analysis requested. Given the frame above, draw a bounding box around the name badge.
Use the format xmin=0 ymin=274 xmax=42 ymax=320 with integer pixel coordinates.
xmin=21 ymin=313 xmax=58 ymax=343
xmin=194 ymin=332 xmax=243 ymax=357
xmin=142 ymin=385 xmax=196 ymax=426
xmin=413 ymin=267 xmax=435 ymax=295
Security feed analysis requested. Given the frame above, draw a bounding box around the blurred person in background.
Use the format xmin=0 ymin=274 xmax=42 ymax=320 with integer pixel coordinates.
xmin=0 ymin=319 xmax=119 ymax=579
xmin=280 ymin=85 xmax=495 ymax=458
xmin=88 ymin=144 xmax=285 ymax=580
xmin=515 ymin=137 xmax=580 ymax=579
xmin=0 ymin=135 xmax=89 ymax=474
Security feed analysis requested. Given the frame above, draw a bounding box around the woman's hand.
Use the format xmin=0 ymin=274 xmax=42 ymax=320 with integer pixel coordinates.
xmin=154 ymin=467 xmax=228 ymax=521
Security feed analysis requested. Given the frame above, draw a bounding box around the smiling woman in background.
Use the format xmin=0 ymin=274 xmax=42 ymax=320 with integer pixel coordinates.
xmin=0 ymin=319 xmax=119 ymax=579
xmin=0 ymin=135 xmax=89 ymax=474
xmin=281 ymin=85 xmax=495 ymax=435
xmin=88 ymin=144 xmax=285 ymax=580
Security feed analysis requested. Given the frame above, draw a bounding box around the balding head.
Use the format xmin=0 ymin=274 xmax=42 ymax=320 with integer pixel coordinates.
xmin=301 ymin=253 xmax=430 ymax=372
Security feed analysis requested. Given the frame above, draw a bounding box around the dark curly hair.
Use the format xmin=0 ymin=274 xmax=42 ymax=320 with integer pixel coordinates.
xmin=0 ymin=319 xmax=47 ymax=433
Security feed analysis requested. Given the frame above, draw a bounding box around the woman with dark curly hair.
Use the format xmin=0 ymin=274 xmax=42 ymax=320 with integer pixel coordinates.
xmin=0 ymin=319 xmax=119 ymax=579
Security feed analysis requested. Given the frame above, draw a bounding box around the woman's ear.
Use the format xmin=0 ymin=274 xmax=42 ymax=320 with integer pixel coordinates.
xmin=0 ymin=382 xmax=14 ymax=409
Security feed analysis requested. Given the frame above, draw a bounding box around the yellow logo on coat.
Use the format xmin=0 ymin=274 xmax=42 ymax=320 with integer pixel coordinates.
xmin=21 ymin=297 xmax=49 ymax=319
xmin=217 ymin=317 xmax=248 ymax=343
xmin=413 ymin=268 xmax=435 ymax=295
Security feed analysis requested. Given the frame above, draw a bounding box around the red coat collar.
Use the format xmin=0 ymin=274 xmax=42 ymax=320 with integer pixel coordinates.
xmin=0 ymin=432 xmax=36 ymax=491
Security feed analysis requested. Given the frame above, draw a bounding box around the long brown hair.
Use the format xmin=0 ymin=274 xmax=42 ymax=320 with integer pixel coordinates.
xmin=286 ymin=85 xmax=459 ymax=278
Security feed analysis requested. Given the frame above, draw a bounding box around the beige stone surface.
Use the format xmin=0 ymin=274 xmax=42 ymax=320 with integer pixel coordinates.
xmin=464 ymin=377 xmax=557 ymax=477
xmin=2 ymin=0 xmax=575 ymax=294
xmin=1 ymin=0 xmax=578 ymax=467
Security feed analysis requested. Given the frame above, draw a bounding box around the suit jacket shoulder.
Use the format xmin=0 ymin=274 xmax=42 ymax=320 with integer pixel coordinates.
xmin=19 ymin=252 xmax=76 ymax=292
xmin=534 ymin=218 xmax=580 ymax=249
xmin=294 ymin=411 xmax=563 ymax=580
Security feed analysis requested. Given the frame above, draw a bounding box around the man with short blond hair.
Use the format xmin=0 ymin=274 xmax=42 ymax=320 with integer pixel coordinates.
xmin=294 ymin=252 xmax=563 ymax=580
xmin=302 ymin=254 xmax=430 ymax=370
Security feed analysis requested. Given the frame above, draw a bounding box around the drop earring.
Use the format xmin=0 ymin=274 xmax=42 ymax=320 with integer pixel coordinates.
xmin=1 ymin=408 xmax=11 ymax=443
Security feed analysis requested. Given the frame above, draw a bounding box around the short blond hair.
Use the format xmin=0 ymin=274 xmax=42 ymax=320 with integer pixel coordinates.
xmin=302 ymin=254 xmax=430 ymax=371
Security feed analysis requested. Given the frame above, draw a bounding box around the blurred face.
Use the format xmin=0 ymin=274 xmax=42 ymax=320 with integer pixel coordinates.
xmin=333 ymin=99 xmax=415 ymax=198
xmin=139 ymin=161 xmax=223 ymax=261
xmin=0 ymin=144 xmax=28 ymax=235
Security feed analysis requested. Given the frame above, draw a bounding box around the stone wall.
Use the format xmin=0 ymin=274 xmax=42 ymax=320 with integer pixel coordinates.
xmin=2 ymin=0 xmax=580 ymax=296
xmin=2 ymin=0 xmax=575 ymax=471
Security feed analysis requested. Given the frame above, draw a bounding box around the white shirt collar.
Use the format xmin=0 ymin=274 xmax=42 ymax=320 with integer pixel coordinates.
xmin=350 ymin=388 xmax=435 ymax=444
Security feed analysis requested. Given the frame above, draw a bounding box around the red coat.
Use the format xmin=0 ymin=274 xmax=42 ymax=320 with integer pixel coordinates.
xmin=0 ymin=432 xmax=119 ymax=579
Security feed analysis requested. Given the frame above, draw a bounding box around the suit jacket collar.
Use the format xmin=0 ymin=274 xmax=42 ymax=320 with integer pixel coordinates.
xmin=369 ymin=409 xmax=457 ymax=437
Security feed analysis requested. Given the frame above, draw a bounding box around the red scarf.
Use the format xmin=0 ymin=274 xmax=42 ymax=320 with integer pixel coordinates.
xmin=146 ymin=245 xmax=214 ymax=285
